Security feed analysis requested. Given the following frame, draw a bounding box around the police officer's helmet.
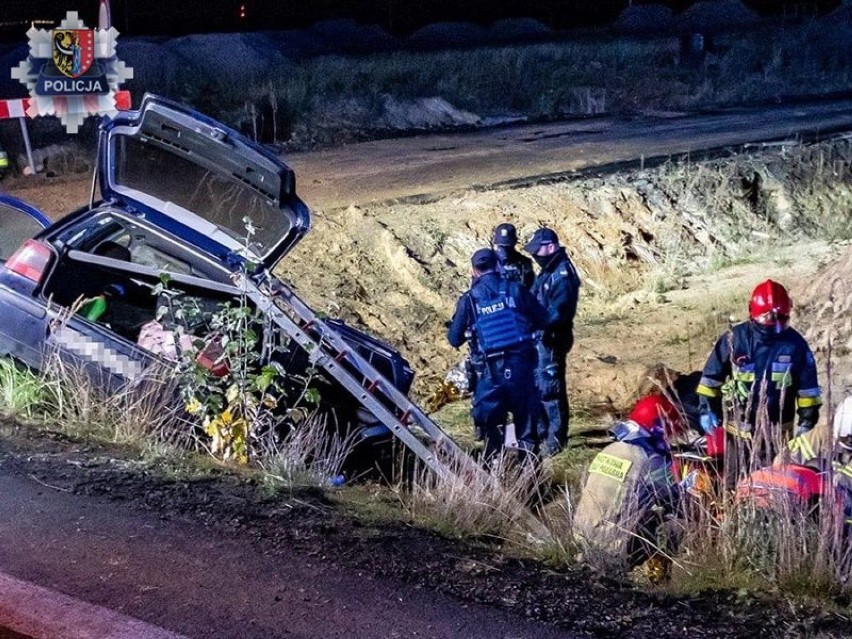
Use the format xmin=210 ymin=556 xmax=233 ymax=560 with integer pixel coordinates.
xmin=492 ymin=223 xmax=518 ymax=247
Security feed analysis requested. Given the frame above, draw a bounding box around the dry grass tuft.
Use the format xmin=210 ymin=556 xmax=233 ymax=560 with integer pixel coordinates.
xmin=257 ymin=415 xmax=357 ymax=489
xmin=402 ymin=451 xmax=545 ymax=541
xmin=40 ymin=352 xmax=190 ymax=448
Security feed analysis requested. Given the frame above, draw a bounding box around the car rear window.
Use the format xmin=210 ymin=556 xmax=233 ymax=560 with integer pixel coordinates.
xmin=112 ymin=136 xmax=292 ymax=258
xmin=0 ymin=202 xmax=46 ymax=261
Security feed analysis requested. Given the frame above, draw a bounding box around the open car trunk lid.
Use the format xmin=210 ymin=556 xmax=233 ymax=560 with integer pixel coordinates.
xmin=99 ymin=94 xmax=310 ymax=272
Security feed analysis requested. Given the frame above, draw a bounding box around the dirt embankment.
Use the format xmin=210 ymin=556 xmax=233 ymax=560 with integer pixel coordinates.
xmin=798 ymin=243 xmax=852 ymax=399
xmin=282 ymin=139 xmax=852 ymax=411
xmin=4 ymin=137 xmax=851 ymax=417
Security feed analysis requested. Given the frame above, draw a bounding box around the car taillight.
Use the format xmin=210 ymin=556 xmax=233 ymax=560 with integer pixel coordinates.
xmin=6 ymin=240 xmax=52 ymax=284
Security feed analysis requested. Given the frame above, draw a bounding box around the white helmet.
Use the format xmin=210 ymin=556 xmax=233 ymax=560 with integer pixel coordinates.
xmin=833 ymin=396 xmax=852 ymax=450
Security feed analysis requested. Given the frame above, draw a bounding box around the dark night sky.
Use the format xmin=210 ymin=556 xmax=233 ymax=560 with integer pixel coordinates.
xmin=0 ymin=0 xmax=840 ymax=38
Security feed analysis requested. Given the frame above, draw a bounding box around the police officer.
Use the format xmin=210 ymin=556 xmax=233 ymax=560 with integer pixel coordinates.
xmin=524 ymin=228 xmax=581 ymax=456
xmin=696 ymin=279 xmax=822 ymax=469
xmin=492 ymin=223 xmax=535 ymax=289
xmin=447 ymin=248 xmax=548 ymax=460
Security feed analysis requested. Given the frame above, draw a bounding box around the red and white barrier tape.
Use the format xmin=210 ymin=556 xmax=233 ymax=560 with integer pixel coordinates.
xmin=0 ymin=97 xmax=27 ymax=119
xmin=0 ymin=89 xmax=131 ymax=120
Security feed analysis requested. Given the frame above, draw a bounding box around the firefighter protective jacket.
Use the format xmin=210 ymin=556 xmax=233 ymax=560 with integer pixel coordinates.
xmin=785 ymin=428 xmax=852 ymax=527
xmin=574 ymin=432 xmax=678 ymax=561
xmin=697 ymin=321 xmax=821 ymax=429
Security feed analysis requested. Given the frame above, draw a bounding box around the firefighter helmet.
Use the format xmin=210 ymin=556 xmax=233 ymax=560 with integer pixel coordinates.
xmin=628 ymin=394 xmax=684 ymax=437
xmin=749 ymin=279 xmax=792 ymax=325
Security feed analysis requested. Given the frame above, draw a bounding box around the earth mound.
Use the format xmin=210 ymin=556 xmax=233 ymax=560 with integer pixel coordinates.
xmin=797 ymin=244 xmax=852 ymax=398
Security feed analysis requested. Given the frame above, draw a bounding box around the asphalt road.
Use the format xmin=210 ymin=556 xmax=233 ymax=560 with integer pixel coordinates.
xmin=6 ymin=97 xmax=852 ymax=221
xmin=0 ymin=472 xmax=576 ymax=639
xmin=290 ymin=98 xmax=852 ymax=210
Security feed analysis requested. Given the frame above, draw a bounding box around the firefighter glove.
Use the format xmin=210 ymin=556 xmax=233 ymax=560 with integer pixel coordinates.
xmin=699 ymin=412 xmax=720 ymax=434
xmin=794 ymin=422 xmax=814 ymax=437
xmin=796 ymin=405 xmax=820 ymax=437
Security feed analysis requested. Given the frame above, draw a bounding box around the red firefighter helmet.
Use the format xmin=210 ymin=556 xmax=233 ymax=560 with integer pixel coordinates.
xmin=749 ymin=279 xmax=792 ymax=325
xmin=628 ymin=394 xmax=684 ymax=438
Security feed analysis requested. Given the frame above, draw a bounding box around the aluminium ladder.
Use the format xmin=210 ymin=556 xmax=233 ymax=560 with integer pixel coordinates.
xmin=242 ymin=273 xmax=479 ymax=480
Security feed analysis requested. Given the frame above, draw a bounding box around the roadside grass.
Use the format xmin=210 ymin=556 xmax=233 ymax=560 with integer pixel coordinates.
xmin=0 ymin=358 xmax=47 ymax=420
xmin=4 ymin=347 xmax=852 ymax=607
xmin=39 ymin=354 xmax=188 ymax=448
xmin=399 ymin=451 xmax=543 ymax=542
xmin=664 ymin=484 xmax=852 ymax=603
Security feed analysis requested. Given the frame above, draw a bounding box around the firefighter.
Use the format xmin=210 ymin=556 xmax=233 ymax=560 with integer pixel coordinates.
xmin=491 ymin=223 xmax=534 ymax=289
xmin=574 ymin=394 xmax=683 ymax=572
xmin=785 ymin=396 xmax=852 ymax=528
xmin=696 ymin=279 xmax=822 ymax=473
xmin=524 ymin=227 xmax=581 ymax=456
xmin=447 ymin=248 xmax=548 ymax=460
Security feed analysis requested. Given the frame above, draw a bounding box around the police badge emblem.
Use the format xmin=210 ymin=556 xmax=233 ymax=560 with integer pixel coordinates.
xmin=12 ymin=11 xmax=133 ymax=133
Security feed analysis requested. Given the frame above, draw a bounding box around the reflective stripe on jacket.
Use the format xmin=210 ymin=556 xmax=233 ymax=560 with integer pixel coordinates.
xmin=574 ymin=440 xmax=676 ymax=557
xmin=697 ymin=321 xmax=821 ymax=426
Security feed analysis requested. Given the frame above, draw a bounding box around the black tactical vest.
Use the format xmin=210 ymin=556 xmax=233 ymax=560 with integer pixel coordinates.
xmin=498 ymin=261 xmax=523 ymax=284
xmin=470 ymin=281 xmax=531 ymax=354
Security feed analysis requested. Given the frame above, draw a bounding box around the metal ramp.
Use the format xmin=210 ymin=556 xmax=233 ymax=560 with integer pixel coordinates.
xmin=243 ymin=274 xmax=479 ymax=480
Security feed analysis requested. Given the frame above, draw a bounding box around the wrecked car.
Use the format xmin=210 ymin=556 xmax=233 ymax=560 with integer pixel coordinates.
xmin=0 ymin=94 xmax=414 ymax=453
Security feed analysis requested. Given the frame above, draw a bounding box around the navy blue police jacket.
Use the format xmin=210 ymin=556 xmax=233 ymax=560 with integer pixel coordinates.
xmin=696 ymin=321 xmax=822 ymax=426
xmin=447 ymin=272 xmax=548 ymax=354
xmin=497 ymin=250 xmax=535 ymax=290
xmin=530 ymin=247 xmax=581 ymax=350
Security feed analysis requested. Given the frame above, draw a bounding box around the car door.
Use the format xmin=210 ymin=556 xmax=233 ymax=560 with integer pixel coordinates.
xmin=0 ymin=195 xmax=51 ymax=365
xmin=99 ymin=94 xmax=311 ymax=275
